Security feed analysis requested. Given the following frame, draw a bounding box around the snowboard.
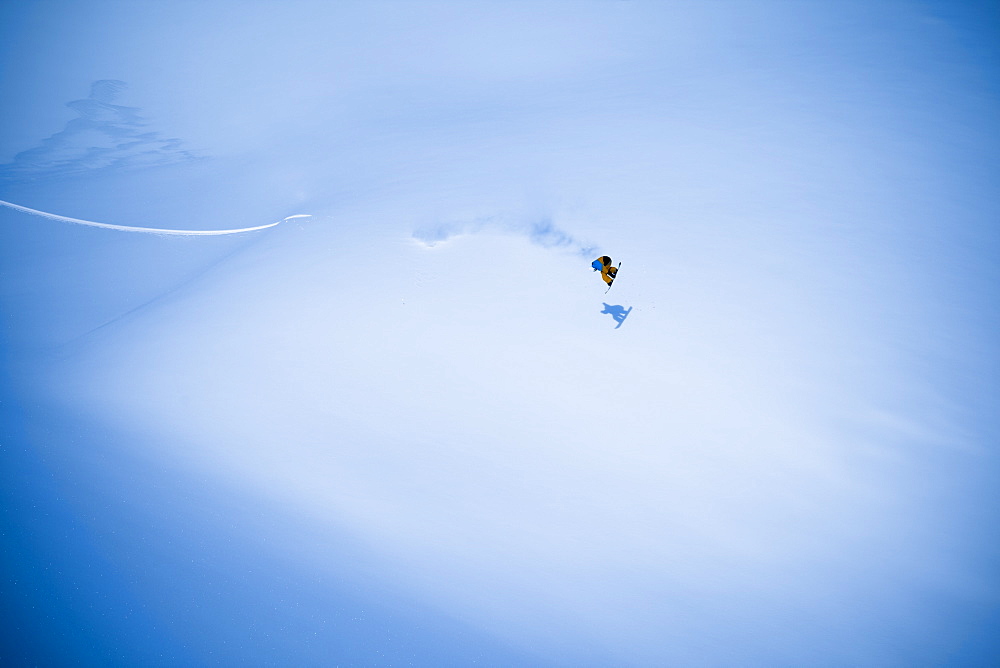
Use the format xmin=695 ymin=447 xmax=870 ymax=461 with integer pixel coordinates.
xmin=605 ymin=262 xmax=621 ymax=293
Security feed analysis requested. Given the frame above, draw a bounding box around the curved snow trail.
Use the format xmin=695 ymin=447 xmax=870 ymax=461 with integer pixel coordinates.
xmin=0 ymin=199 xmax=311 ymax=235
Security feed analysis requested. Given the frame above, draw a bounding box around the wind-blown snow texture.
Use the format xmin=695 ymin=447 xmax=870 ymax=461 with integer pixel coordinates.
xmin=0 ymin=79 xmax=199 ymax=183
xmin=1 ymin=2 xmax=998 ymax=666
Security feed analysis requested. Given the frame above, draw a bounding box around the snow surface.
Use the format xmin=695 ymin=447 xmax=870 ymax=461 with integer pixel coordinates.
xmin=1 ymin=1 xmax=998 ymax=665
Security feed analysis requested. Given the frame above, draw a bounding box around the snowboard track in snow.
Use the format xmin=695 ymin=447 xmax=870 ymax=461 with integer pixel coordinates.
xmin=0 ymin=198 xmax=310 ymax=236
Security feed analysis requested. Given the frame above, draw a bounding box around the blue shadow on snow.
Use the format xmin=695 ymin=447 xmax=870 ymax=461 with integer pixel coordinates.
xmin=601 ymin=303 xmax=632 ymax=329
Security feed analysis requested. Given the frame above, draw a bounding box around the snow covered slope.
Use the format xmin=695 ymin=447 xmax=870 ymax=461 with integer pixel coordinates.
xmin=31 ymin=190 xmax=988 ymax=664
xmin=2 ymin=1 xmax=996 ymax=664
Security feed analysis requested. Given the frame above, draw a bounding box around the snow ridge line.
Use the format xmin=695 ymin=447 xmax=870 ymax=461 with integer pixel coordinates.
xmin=0 ymin=198 xmax=310 ymax=236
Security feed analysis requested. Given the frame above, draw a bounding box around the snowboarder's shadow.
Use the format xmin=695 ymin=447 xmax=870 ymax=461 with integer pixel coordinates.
xmin=601 ymin=303 xmax=632 ymax=329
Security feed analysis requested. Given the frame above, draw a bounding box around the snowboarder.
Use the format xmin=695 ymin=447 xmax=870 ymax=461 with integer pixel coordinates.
xmin=592 ymin=256 xmax=619 ymax=287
